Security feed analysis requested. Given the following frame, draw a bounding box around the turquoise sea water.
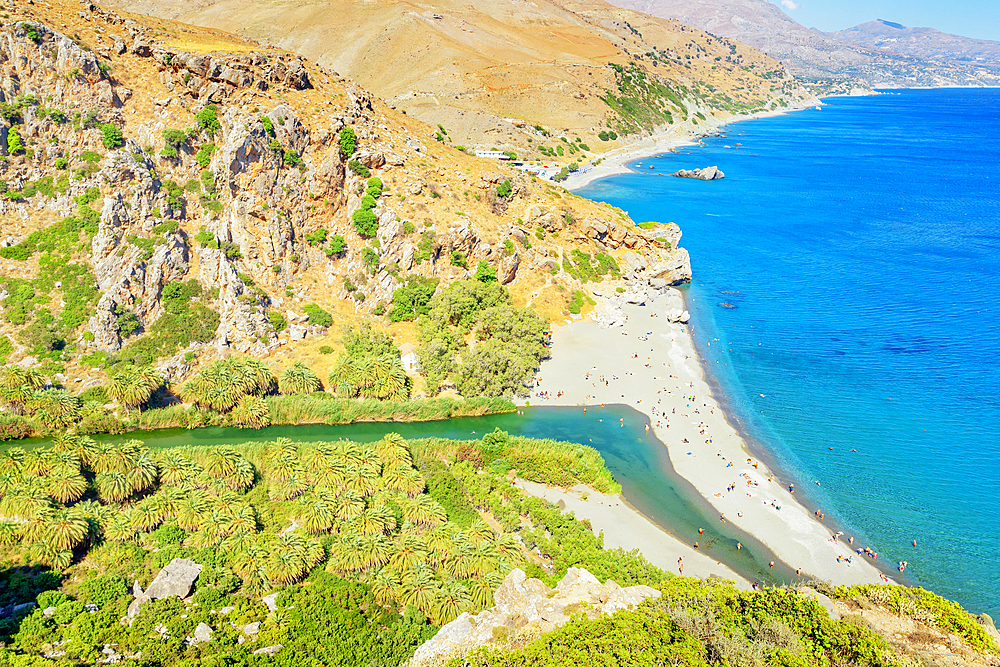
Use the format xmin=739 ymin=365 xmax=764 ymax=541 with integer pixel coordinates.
xmin=578 ymin=89 xmax=1000 ymax=615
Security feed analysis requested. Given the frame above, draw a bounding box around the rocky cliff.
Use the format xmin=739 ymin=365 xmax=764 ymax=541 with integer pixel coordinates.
xmin=0 ymin=1 xmax=690 ymax=388
xmin=410 ymin=567 xmax=662 ymax=666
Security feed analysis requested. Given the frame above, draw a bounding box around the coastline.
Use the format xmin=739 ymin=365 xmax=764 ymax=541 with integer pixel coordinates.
xmin=523 ymin=302 xmax=888 ymax=587
xmin=561 ymin=101 xmax=822 ymax=191
xmin=514 ymin=478 xmax=749 ymax=587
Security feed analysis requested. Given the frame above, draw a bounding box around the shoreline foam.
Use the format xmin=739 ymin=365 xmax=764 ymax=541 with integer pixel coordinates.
xmin=524 ymin=303 xmax=888 ymax=586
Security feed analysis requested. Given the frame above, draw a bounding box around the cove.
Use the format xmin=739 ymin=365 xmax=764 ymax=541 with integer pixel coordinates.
xmin=14 ymin=405 xmax=793 ymax=586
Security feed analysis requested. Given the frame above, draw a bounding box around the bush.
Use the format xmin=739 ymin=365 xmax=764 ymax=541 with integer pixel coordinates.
xmin=302 ymin=304 xmax=333 ymax=327
xmin=195 ymin=104 xmax=221 ymax=134
xmin=348 ymin=159 xmax=370 ymax=178
xmin=78 ymin=574 xmax=128 ymax=609
xmin=389 ymin=276 xmax=439 ymax=322
xmin=306 ymin=227 xmax=328 ymax=246
xmin=160 ymin=279 xmax=202 ymax=315
xmin=339 ymin=126 xmax=357 ymax=157
xmin=474 ymin=260 xmax=497 ymax=283
xmin=450 ymin=251 xmax=468 ymax=269
xmin=268 ymin=310 xmax=287 ymax=332
xmin=6 ymin=127 xmax=23 ymax=154
xmin=496 ymin=179 xmax=512 ymax=198
xmin=353 ymin=207 xmax=378 ymax=238
xmin=99 ymin=123 xmax=123 ymax=149
xmin=54 ymin=157 xmax=68 ymax=170
xmin=327 ymin=234 xmax=347 ymax=256
xmin=195 ymin=142 xmax=215 ymax=167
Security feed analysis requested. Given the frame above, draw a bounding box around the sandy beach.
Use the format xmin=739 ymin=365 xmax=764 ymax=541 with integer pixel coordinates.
xmin=515 ymin=479 xmax=749 ymax=587
xmin=560 ymin=101 xmax=822 ymax=191
xmin=523 ymin=301 xmax=887 ymax=587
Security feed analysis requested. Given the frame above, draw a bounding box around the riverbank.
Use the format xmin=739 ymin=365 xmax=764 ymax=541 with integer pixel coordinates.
xmin=561 ymin=101 xmax=822 ymax=191
xmin=524 ymin=302 xmax=887 ymax=586
xmin=515 ymin=478 xmax=749 ymax=587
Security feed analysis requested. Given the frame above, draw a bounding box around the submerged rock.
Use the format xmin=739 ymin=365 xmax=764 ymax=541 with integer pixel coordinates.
xmin=672 ymin=166 xmax=725 ymax=180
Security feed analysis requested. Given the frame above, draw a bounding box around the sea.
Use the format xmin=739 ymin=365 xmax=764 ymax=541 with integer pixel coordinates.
xmin=577 ymin=88 xmax=1000 ymax=616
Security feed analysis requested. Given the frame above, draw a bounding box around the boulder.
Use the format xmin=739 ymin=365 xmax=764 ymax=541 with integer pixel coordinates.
xmin=127 ymin=558 xmax=202 ymax=620
xmin=193 ymin=622 xmax=213 ymax=644
xmin=411 ymin=568 xmax=660 ymax=666
xmin=262 ymin=593 xmax=278 ymax=612
xmin=253 ymin=645 xmax=283 ymax=656
xmin=672 ymin=166 xmax=725 ymax=181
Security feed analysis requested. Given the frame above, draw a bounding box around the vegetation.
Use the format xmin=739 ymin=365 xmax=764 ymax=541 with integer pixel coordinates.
xmin=416 ymin=280 xmax=548 ymax=397
xmin=601 ymin=62 xmax=686 ymax=135
xmin=278 ymin=361 xmax=321 ymax=395
xmin=389 ymin=275 xmax=440 ymax=322
xmin=303 ymin=304 xmax=333 ymax=327
xmin=329 ymin=325 xmax=409 ymax=401
xmin=340 ymin=126 xmax=357 ymax=157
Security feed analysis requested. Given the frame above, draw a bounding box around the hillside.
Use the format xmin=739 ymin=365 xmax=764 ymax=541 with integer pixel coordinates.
xmin=823 ymin=20 xmax=1000 ymax=70
xmin=0 ymin=0 xmax=693 ymax=430
xmin=99 ymin=0 xmax=817 ymax=159
xmin=604 ymin=0 xmax=1000 ymax=87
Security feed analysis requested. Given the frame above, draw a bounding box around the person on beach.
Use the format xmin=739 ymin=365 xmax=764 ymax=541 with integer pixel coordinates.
xmin=769 ymin=561 xmax=775 ymax=570
xmin=737 ymin=542 xmax=742 ymax=550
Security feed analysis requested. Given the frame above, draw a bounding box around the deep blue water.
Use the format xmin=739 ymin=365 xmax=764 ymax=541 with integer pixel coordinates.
xmin=578 ymin=89 xmax=1000 ymax=615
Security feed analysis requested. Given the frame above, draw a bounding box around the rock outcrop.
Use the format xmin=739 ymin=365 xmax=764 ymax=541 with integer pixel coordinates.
xmin=126 ymin=558 xmax=202 ymax=621
xmin=672 ymin=166 xmax=725 ymax=180
xmin=410 ymin=568 xmax=660 ymax=666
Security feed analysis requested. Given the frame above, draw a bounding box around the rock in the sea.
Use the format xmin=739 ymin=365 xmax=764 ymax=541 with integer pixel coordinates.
xmin=127 ymin=558 xmax=202 ymax=620
xmin=410 ymin=568 xmax=660 ymax=666
xmin=672 ymin=166 xmax=725 ymax=180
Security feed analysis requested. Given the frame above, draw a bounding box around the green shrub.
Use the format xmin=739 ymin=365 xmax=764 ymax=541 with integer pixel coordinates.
xmin=54 ymin=157 xmax=68 ymax=170
xmin=99 ymin=123 xmax=123 ymax=149
xmin=268 ymin=310 xmax=288 ymax=332
xmin=305 ymin=227 xmax=328 ymax=246
xmin=195 ymin=104 xmax=220 ymax=134
xmin=302 ymin=304 xmax=333 ymax=327
xmin=326 ymin=234 xmax=347 ymax=256
xmin=348 ymin=159 xmax=369 ymax=178
xmin=195 ymin=142 xmax=215 ymax=167
xmin=496 ymin=179 xmax=512 ymax=198
xmin=339 ymin=126 xmax=357 ymax=157
xmin=6 ymin=127 xmax=23 ymax=154
xmin=353 ymin=208 xmax=378 ymax=238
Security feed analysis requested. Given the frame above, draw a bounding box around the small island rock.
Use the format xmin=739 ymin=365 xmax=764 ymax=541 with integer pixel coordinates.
xmin=672 ymin=166 xmax=725 ymax=180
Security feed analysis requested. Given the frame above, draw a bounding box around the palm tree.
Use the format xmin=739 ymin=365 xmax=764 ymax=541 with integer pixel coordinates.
xmin=278 ymin=362 xmax=320 ymax=395
xmin=0 ymin=447 xmax=25 ymax=474
xmin=334 ymin=489 xmax=365 ymax=520
xmin=402 ymin=568 xmax=439 ymax=614
xmin=389 ymin=533 xmax=427 ymax=572
xmin=0 ymin=521 xmax=19 ymax=546
xmin=298 ymin=495 xmax=335 ymax=534
xmin=266 ymin=548 xmax=305 ymax=585
xmin=157 ymin=450 xmax=198 ymax=486
xmin=106 ymin=366 xmax=163 ymax=411
xmin=0 ymin=485 xmax=50 ymax=521
xmin=224 ymin=503 xmax=257 ymax=536
xmin=376 ymin=433 xmax=412 ymax=467
xmin=176 ymin=491 xmax=210 ymax=531
xmin=371 ymin=568 xmax=402 ymax=606
xmin=29 ymin=538 xmax=72 ymax=570
xmin=26 ymin=388 xmax=81 ymax=428
xmin=229 ymin=394 xmax=270 ymax=429
xmin=434 ymin=579 xmax=472 ymax=624
xmin=470 ymin=571 xmax=504 ymax=610
xmin=0 ymin=367 xmax=45 ymax=414
xmin=130 ymin=498 xmax=164 ymax=533
xmin=328 ymin=357 xmax=359 ymax=397
xmin=231 ymin=457 xmax=256 ymax=490
xmin=397 ymin=470 xmax=426 ymax=498
xmin=128 ymin=449 xmax=158 ymax=494
xmin=51 ymin=434 xmax=97 ymax=467
xmin=44 ymin=508 xmax=89 ymax=551
xmin=23 ymin=450 xmax=54 ymax=477
xmin=205 ymin=446 xmax=241 ymax=478
xmin=181 ymin=357 xmax=275 ymax=412
xmin=269 ymin=473 xmax=307 ymax=501
xmin=401 ymin=495 xmax=446 ymax=527
xmin=103 ymin=513 xmax=135 ymax=543
xmin=47 ymin=465 xmax=88 ymax=504
xmin=95 ymin=470 xmax=132 ymax=504
xmin=426 ymin=524 xmax=458 ymax=563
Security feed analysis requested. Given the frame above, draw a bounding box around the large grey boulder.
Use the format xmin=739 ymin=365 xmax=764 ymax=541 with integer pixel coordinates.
xmin=127 ymin=558 xmax=202 ymax=620
xmin=411 ymin=568 xmax=660 ymax=666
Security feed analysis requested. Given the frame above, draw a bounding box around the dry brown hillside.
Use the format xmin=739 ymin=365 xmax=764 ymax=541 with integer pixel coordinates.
xmin=0 ymin=0 xmax=688 ymax=393
xmin=101 ymin=0 xmax=816 ymax=161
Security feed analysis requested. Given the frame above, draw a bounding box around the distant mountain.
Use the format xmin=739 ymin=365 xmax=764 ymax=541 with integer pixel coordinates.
xmin=822 ymin=19 xmax=1000 ymax=69
xmin=605 ymin=0 xmax=1000 ymax=87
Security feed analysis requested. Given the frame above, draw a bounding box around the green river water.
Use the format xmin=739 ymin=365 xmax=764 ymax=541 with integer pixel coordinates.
xmin=11 ymin=405 xmax=795 ymax=586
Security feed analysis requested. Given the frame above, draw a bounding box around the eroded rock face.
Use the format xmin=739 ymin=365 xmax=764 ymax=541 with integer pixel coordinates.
xmin=410 ymin=568 xmax=660 ymax=666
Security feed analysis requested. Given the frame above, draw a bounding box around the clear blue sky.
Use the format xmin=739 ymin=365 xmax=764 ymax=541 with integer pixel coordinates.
xmin=767 ymin=0 xmax=1000 ymax=42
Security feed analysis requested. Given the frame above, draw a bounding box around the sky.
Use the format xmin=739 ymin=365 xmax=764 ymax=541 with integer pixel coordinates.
xmin=767 ymin=0 xmax=1000 ymax=42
